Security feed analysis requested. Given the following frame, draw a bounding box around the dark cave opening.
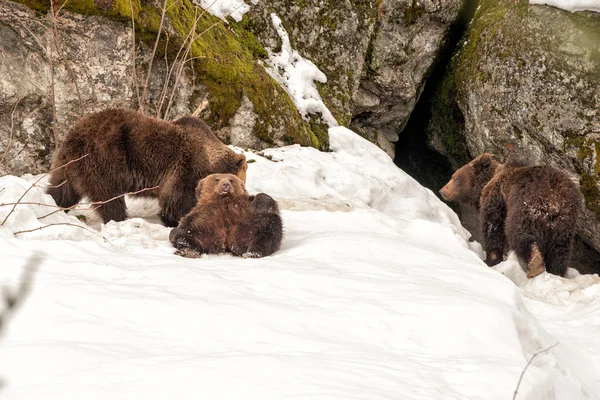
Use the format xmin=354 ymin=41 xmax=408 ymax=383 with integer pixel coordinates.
xmin=393 ymin=1 xmax=478 ymax=198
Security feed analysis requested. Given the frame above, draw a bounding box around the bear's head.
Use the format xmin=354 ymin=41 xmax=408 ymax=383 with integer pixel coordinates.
xmin=195 ymin=173 xmax=248 ymax=202
xmin=439 ymin=153 xmax=501 ymax=207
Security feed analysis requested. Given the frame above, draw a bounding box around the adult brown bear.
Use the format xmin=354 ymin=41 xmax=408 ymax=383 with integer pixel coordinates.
xmin=47 ymin=109 xmax=247 ymax=227
xmin=439 ymin=153 xmax=582 ymax=277
xmin=169 ymin=173 xmax=283 ymax=258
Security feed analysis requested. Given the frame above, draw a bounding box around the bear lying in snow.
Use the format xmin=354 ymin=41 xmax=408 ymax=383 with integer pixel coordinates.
xmin=439 ymin=153 xmax=582 ymax=278
xmin=169 ymin=173 xmax=283 ymax=258
xmin=47 ymin=109 xmax=247 ymax=227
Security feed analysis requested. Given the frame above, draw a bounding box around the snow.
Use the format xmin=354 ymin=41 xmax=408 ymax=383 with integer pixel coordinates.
xmin=264 ymin=14 xmax=339 ymax=128
xmin=1 ymin=126 xmax=599 ymax=399
xmin=195 ymin=0 xmax=255 ymax=22
xmin=529 ymin=0 xmax=600 ymax=12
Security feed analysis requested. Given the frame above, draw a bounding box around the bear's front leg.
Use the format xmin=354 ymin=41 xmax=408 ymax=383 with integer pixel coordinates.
xmin=169 ymin=227 xmax=204 ymax=258
xmin=480 ymin=186 xmax=507 ymax=267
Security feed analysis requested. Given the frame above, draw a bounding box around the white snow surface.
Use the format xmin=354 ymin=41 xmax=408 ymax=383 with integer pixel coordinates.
xmin=264 ymin=14 xmax=339 ymax=128
xmin=529 ymin=0 xmax=600 ymax=12
xmin=195 ymin=0 xmax=254 ymax=22
xmin=1 ymin=127 xmax=599 ymax=399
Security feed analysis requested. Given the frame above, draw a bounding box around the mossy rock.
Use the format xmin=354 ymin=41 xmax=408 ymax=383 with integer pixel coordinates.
xmin=14 ymin=0 xmax=328 ymax=150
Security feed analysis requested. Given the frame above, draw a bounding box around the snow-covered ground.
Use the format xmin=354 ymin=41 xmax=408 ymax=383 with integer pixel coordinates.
xmin=0 ymin=127 xmax=599 ymax=399
xmin=529 ymin=0 xmax=600 ymax=12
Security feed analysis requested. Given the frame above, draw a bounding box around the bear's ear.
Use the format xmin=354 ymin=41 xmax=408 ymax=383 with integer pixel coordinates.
xmin=473 ymin=153 xmax=499 ymax=170
xmin=234 ymin=153 xmax=247 ymax=183
xmin=195 ymin=179 xmax=205 ymax=200
xmin=235 ymin=153 xmax=246 ymax=168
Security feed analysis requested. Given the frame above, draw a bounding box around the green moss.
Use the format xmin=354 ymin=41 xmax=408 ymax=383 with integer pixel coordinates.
xmin=403 ymin=0 xmax=425 ymax=25
xmin=580 ymin=173 xmax=600 ymax=218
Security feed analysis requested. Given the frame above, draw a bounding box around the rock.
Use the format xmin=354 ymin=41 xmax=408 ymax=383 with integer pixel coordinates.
xmin=351 ymin=0 xmax=465 ymax=157
xmin=247 ymin=0 xmax=465 ymax=158
xmin=431 ymin=0 xmax=600 ymax=254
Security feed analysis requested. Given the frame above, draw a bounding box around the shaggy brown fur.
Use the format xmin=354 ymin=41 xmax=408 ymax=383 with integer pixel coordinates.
xmin=440 ymin=153 xmax=582 ymax=277
xmin=47 ymin=109 xmax=247 ymax=227
xmin=169 ymin=174 xmax=283 ymax=258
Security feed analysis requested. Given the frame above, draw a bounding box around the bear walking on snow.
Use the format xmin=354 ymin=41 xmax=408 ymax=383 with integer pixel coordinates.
xmin=47 ymin=109 xmax=247 ymax=227
xmin=169 ymin=173 xmax=283 ymax=258
xmin=439 ymin=153 xmax=582 ymax=277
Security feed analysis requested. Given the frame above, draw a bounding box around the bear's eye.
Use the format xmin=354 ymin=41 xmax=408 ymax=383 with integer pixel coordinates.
xmin=454 ymin=176 xmax=460 ymax=183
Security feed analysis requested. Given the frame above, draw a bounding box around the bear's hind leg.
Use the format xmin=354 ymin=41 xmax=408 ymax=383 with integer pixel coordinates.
xmin=94 ymin=197 xmax=127 ymax=224
xmin=158 ymin=179 xmax=197 ymax=227
xmin=544 ymin=235 xmax=573 ymax=277
xmin=527 ymin=242 xmax=546 ymax=278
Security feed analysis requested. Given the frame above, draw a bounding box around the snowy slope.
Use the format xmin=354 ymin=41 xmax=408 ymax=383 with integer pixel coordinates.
xmin=0 ymin=127 xmax=599 ymax=399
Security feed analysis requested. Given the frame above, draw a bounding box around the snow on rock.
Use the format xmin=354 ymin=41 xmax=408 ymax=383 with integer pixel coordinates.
xmin=195 ymin=0 xmax=254 ymax=22
xmin=529 ymin=0 xmax=600 ymax=12
xmin=264 ymin=13 xmax=339 ymax=128
xmin=0 ymin=127 xmax=599 ymax=399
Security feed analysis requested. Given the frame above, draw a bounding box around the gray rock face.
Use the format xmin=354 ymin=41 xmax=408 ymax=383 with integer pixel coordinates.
xmin=434 ymin=0 xmax=600 ymax=253
xmin=247 ymin=0 xmax=464 ymax=158
xmin=351 ymin=0 xmax=464 ymax=156
xmin=0 ymin=3 xmax=138 ymax=175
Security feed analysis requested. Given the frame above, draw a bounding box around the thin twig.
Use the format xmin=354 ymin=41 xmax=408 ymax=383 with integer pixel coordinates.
xmin=130 ymin=0 xmax=142 ymax=110
xmin=48 ymin=0 xmax=59 ymax=149
xmin=164 ymin=3 xmax=244 ymax=119
xmin=14 ymin=222 xmax=99 ymax=238
xmin=512 ymin=342 xmax=559 ymax=400
xmin=0 ymin=154 xmax=89 ymax=226
xmin=37 ymin=185 xmax=159 ymax=219
xmin=0 ymin=97 xmax=24 ymax=168
xmin=140 ymin=0 xmax=169 ymax=113
xmin=38 ymin=180 xmax=68 ymax=189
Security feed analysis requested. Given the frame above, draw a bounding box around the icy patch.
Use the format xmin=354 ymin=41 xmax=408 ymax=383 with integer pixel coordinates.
xmin=529 ymin=0 xmax=600 ymax=12
xmin=195 ymin=0 xmax=253 ymax=22
xmin=264 ymin=13 xmax=338 ymax=128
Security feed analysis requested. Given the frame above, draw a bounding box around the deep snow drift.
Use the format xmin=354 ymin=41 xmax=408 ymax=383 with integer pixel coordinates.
xmin=0 ymin=127 xmax=599 ymax=399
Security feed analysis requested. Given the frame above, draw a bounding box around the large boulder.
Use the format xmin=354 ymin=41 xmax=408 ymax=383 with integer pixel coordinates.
xmin=430 ymin=0 xmax=600 ymax=253
xmin=247 ymin=0 xmax=466 ymax=157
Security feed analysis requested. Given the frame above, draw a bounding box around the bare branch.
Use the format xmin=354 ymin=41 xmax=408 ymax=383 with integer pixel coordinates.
xmin=164 ymin=3 xmax=244 ymax=119
xmin=130 ymin=0 xmax=142 ymax=111
xmin=37 ymin=185 xmax=160 ymax=219
xmin=512 ymin=342 xmax=559 ymax=400
xmin=0 ymin=154 xmax=89 ymax=226
xmin=13 ymin=222 xmax=101 ymax=239
xmin=140 ymin=0 xmax=170 ymax=112
xmin=48 ymin=0 xmax=59 ymax=149
xmin=0 ymin=97 xmax=24 ymax=168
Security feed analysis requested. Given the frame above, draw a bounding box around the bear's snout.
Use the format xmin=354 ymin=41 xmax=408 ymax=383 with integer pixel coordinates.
xmin=439 ymin=187 xmax=447 ymax=199
xmin=220 ymin=181 xmax=231 ymax=193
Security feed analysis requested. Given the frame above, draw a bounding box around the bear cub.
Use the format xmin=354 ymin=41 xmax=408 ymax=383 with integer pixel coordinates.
xmin=439 ymin=153 xmax=582 ymax=278
xmin=47 ymin=109 xmax=247 ymax=227
xmin=169 ymin=173 xmax=283 ymax=258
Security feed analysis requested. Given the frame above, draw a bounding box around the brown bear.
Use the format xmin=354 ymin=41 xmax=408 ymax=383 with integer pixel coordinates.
xmin=169 ymin=173 xmax=283 ymax=258
xmin=439 ymin=153 xmax=582 ymax=278
xmin=46 ymin=109 xmax=247 ymax=227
